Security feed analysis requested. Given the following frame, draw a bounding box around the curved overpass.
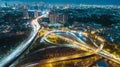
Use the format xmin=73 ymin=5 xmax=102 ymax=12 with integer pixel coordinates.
xmin=42 ymin=30 xmax=103 ymax=51
xmin=41 ymin=30 xmax=120 ymax=64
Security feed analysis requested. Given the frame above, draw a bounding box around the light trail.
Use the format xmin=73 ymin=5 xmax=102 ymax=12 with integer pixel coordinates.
xmin=0 ymin=11 xmax=49 ymax=67
xmin=17 ymin=46 xmax=94 ymax=67
xmin=42 ymin=30 xmax=120 ymax=65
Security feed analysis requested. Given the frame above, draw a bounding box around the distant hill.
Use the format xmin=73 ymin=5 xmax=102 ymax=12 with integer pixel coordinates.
xmin=1 ymin=0 xmax=120 ymax=5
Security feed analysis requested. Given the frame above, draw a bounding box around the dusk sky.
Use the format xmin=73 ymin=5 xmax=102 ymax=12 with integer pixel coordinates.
xmin=2 ymin=0 xmax=120 ymax=5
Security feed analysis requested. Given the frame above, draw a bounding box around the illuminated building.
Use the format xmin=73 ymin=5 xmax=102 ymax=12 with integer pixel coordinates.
xmin=49 ymin=11 xmax=68 ymax=23
xmin=22 ymin=6 xmax=29 ymax=19
xmin=49 ymin=12 xmax=59 ymax=23
xmin=59 ymin=14 xmax=68 ymax=24
xmin=28 ymin=10 xmax=40 ymax=19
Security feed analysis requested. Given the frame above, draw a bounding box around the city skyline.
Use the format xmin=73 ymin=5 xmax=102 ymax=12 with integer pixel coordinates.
xmin=1 ymin=0 xmax=120 ymax=5
xmin=0 ymin=0 xmax=120 ymax=67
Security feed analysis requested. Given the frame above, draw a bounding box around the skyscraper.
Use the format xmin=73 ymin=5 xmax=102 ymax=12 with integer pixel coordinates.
xmin=49 ymin=11 xmax=68 ymax=23
xmin=22 ymin=6 xmax=29 ymax=19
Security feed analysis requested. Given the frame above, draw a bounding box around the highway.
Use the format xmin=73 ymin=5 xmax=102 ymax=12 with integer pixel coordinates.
xmin=10 ymin=29 xmax=120 ymax=66
xmin=13 ymin=46 xmax=94 ymax=67
xmin=1 ymin=11 xmax=119 ymax=66
xmin=42 ymin=30 xmax=99 ymax=51
xmin=0 ymin=12 xmax=48 ymax=67
xmin=42 ymin=30 xmax=120 ymax=65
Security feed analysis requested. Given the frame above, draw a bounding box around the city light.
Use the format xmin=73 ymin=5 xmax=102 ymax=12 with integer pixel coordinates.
xmin=0 ymin=1 xmax=120 ymax=67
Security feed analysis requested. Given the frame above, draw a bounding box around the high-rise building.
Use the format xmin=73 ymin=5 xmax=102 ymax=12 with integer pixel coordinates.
xmin=49 ymin=12 xmax=59 ymax=23
xmin=28 ymin=11 xmax=34 ymax=19
xmin=58 ymin=14 xmax=68 ymax=24
xmin=34 ymin=10 xmax=39 ymax=18
xmin=28 ymin=10 xmax=39 ymax=19
xmin=49 ymin=12 xmax=68 ymax=23
xmin=23 ymin=6 xmax=29 ymax=19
